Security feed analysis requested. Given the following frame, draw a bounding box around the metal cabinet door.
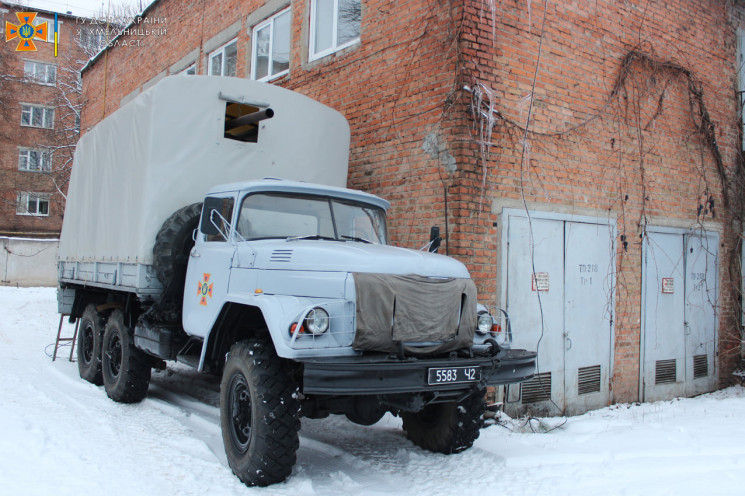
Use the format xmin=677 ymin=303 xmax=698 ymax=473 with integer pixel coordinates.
xmin=506 ymin=216 xmax=566 ymax=412
xmin=684 ymin=232 xmax=718 ymax=396
xmin=563 ymin=221 xmax=614 ymax=415
xmin=642 ymin=232 xmax=687 ymax=401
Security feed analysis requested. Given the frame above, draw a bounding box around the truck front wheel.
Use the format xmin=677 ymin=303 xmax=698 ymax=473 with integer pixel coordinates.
xmin=101 ymin=309 xmax=151 ymax=403
xmin=77 ymin=304 xmax=106 ymax=385
xmin=220 ymin=339 xmax=300 ymax=487
xmin=401 ymin=391 xmax=485 ymax=454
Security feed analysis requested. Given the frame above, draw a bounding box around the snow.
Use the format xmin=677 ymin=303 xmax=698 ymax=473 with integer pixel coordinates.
xmin=2 ymin=286 xmax=745 ymax=495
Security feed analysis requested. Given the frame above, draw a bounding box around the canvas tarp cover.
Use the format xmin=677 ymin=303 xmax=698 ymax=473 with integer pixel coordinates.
xmin=59 ymin=76 xmax=349 ymax=264
xmin=352 ymin=273 xmax=477 ymax=356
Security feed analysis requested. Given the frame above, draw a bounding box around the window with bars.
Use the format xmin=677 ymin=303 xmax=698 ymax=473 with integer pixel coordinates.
xmin=309 ymin=0 xmax=361 ymax=61
xmin=209 ymin=39 xmax=238 ymax=77
xmin=16 ymin=192 xmax=50 ymax=216
xmin=251 ymin=8 xmax=291 ymax=81
xmin=20 ymin=104 xmax=54 ymax=129
xmin=23 ymin=60 xmax=57 ymax=85
xmin=18 ymin=148 xmax=52 ymax=172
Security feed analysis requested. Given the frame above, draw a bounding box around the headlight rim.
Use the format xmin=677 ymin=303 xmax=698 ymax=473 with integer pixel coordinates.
xmin=476 ymin=312 xmax=493 ymax=335
xmin=304 ymin=307 xmax=330 ymax=335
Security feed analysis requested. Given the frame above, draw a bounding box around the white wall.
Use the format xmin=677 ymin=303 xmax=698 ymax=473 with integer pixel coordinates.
xmin=0 ymin=237 xmax=58 ymax=287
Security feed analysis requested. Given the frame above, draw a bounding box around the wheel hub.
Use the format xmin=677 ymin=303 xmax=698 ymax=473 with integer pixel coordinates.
xmin=82 ymin=323 xmax=95 ymax=365
xmin=106 ymin=334 xmax=122 ymax=379
xmin=228 ymin=373 xmax=252 ymax=453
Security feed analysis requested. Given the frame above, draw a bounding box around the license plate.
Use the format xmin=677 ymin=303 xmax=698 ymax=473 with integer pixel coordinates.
xmin=427 ymin=366 xmax=481 ymax=385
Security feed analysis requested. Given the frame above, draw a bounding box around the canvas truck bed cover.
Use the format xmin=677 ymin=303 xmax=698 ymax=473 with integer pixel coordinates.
xmin=59 ymin=75 xmax=350 ymax=264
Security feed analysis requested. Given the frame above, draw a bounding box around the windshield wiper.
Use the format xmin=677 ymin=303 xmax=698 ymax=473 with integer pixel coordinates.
xmin=341 ymin=235 xmax=373 ymax=244
xmin=286 ymin=235 xmax=337 ymax=242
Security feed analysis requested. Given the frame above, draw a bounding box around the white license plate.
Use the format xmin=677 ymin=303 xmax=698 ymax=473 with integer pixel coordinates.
xmin=427 ymin=366 xmax=481 ymax=385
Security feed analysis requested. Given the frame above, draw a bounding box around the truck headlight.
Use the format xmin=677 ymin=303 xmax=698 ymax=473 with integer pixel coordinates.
xmin=304 ymin=307 xmax=330 ymax=335
xmin=477 ymin=312 xmax=493 ymax=335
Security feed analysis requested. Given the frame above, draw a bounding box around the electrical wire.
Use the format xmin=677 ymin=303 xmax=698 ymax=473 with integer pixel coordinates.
xmin=516 ymin=0 xmax=568 ymax=422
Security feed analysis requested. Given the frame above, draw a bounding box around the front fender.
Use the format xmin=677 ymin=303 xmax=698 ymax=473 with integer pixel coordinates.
xmin=200 ymin=294 xmax=358 ymax=367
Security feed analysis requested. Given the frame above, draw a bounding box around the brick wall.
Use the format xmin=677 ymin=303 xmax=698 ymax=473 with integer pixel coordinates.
xmin=456 ymin=0 xmax=742 ymax=401
xmin=80 ymin=0 xmax=744 ymax=404
xmin=0 ymin=5 xmax=90 ymax=237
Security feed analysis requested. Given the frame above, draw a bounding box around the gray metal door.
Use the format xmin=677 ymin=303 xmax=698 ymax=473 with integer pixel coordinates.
xmin=641 ymin=230 xmax=718 ymax=402
xmin=563 ymin=222 xmax=614 ymax=415
xmin=506 ymin=216 xmax=565 ymax=413
xmin=505 ymin=214 xmax=614 ymax=416
xmin=642 ymin=232 xmax=686 ymax=401
xmin=684 ymin=233 xmax=718 ymax=396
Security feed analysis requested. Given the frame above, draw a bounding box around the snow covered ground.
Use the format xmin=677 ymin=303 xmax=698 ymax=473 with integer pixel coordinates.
xmin=2 ymin=286 xmax=745 ymax=496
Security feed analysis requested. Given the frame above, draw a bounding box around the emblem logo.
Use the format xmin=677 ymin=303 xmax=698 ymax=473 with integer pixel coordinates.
xmin=197 ymin=273 xmax=214 ymax=306
xmin=5 ymin=12 xmax=48 ymax=52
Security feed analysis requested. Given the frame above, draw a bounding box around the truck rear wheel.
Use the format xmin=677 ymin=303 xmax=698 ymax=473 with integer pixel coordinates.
xmin=220 ymin=339 xmax=300 ymax=487
xmin=101 ymin=309 xmax=151 ymax=403
xmin=401 ymin=391 xmax=485 ymax=454
xmin=77 ymin=304 xmax=105 ymax=386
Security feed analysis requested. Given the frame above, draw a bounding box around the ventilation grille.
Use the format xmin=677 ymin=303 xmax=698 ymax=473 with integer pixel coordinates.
xmin=693 ymin=354 xmax=708 ymax=379
xmin=578 ymin=365 xmax=601 ymax=395
xmin=655 ymin=359 xmax=677 ymax=385
xmin=521 ymin=372 xmax=551 ymax=404
xmin=270 ymin=249 xmax=293 ymax=262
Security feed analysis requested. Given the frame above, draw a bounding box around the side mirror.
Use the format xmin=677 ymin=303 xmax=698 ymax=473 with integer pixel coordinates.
xmin=428 ymin=226 xmax=441 ymax=253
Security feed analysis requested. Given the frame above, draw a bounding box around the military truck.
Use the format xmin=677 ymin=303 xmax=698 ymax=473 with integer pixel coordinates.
xmin=58 ymin=76 xmax=536 ymax=487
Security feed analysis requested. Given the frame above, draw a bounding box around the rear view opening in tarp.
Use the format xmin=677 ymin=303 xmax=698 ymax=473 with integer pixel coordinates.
xmin=352 ymin=273 xmax=477 ymax=356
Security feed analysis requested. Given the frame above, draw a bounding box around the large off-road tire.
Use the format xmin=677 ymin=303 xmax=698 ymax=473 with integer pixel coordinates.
xmin=101 ymin=309 xmax=151 ymax=403
xmin=77 ymin=304 xmax=106 ymax=386
xmin=220 ymin=339 xmax=301 ymax=487
xmin=401 ymin=391 xmax=486 ymax=454
xmin=153 ymin=202 xmax=202 ymax=287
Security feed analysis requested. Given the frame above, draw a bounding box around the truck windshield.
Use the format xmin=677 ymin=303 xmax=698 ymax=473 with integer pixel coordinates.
xmin=236 ymin=193 xmax=387 ymax=244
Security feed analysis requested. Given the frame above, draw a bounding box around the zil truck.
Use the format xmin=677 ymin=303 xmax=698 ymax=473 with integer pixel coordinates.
xmin=57 ymin=76 xmax=536 ymax=487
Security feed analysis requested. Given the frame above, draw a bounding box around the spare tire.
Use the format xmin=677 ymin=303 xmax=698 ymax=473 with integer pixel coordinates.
xmin=153 ymin=202 xmax=202 ymax=287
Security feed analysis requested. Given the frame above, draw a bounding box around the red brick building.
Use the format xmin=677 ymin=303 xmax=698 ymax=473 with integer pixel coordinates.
xmin=0 ymin=3 xmax=102 ymax=238
xmin=79 ymin=0 xmax=745 ymax=414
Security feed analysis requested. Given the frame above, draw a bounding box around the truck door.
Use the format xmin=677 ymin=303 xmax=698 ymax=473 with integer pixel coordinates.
xmin=183 ymin=195 xmax=236 ymax=338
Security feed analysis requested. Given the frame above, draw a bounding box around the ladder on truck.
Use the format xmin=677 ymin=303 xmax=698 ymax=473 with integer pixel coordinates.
xmin=53 ymin=314 xmax=79 ymax=362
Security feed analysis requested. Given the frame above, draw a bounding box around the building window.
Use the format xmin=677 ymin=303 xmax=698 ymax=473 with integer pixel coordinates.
xmin=20 ymin=104 xmax=54 ymax=129
xmin=79 ymin=27 xmax=108 ymax=54
xmin=18 ymin=148 xmax=52 ymax=172
xmin=310 ymin=0 xmax=360 ymax=61
xmin=16 ymin=192 xmax=50 ymax=216
xmin=209 ymin=39 xmax=238 ymax=77
xmin=34 ymin=17 xmax=57 ymax=43
xmin=182 ymin=63 xmax=196 ymax=75
xmin=251 ymin=8 xmax=290 ymax=81
xmin=24 ymin=60 xmax=57 ymax=85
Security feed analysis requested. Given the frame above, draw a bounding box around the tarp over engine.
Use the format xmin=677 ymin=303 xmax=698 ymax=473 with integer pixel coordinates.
xmin=352 ymin=273 xmax=477 ymax=356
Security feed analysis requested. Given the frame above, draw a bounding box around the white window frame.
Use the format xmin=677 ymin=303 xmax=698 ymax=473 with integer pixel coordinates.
xmin=309 ymin=0 xmax=361 ymax=61
xmin=208 ymin=38 xmax=238 ymax=77
xmin=34 ymin=17 xmax=57 ymax=43
xmin=182 ymin=63 xmax=196 ymax=75
xmin=16 ymin=192 xmax=51 ymax=217
xmin=18 ymin=148 xmax=52 ymax=172
xmin=20 ymin=104 xmax=54 ymax=129
xmin=251 ymin=7 xmax=291 ymax=82
xmin=23 ymin=60 xmax=57 ymax=85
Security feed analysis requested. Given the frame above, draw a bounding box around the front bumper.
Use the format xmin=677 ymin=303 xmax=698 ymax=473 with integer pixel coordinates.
xmin=300 ymin=348 xmax=536 ymax=395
